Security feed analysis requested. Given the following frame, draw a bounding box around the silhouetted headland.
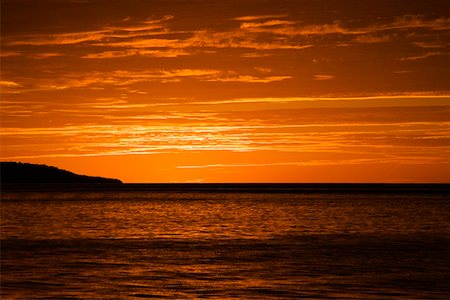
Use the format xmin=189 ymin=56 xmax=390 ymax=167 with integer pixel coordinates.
xmin=1 ymin=162 xmax=122 ymax=190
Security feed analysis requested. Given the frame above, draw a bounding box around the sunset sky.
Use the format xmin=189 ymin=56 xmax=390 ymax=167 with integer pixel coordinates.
xmin=1 ymin=0 xmax=449 ymax=183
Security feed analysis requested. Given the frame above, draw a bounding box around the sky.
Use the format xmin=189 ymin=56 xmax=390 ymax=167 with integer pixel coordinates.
xmin=1 ymin=0 xmax=449 ymax=183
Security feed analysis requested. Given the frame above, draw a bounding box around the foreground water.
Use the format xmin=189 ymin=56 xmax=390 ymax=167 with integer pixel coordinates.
xmin=1 ymin=184 xmax=450 ymax=299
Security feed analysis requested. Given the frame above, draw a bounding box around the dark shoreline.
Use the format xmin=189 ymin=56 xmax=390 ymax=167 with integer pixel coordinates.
xmin=2 ymin=183 xmax=449 ymax=194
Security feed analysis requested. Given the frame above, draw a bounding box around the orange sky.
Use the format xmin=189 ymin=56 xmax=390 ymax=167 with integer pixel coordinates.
xmin=1 ymin=0 xmax=449 ymax=183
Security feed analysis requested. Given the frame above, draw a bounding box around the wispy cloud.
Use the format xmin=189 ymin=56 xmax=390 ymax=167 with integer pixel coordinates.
xmin=236 ymin=14 xmax=450 ymax=38
xmin=0 ymin=80 xmax=22 ymax=88
xmin=203 ymin=75 xmax=292 ymax=83
xmin=2 ymin=97 xmax=449 ymax=166
xmin=388 ymin=15 xmax=450 ymax=31
xmin=233 ymin=15 xmax=289 ymax=21
xmin=4 ymin=15 xmax=175 ymax=46
xmin=92 ymin=30 xmax=312 ymax=50
xmin=3 ymin=14 xmax=312 ymax=58
xmin=6 ymin=30 xmax=107 ymax=46
xmin=82 ymin=49 xmax=191 ymax=58
xmin=29 ymin=52 xmax=65 ymax=59
xmin=175 ymin=158 xmax=426 ymax=169
xmin=240 ymin=19 xmax=297 ymax=29
xmin=240 ymin=52 xmax=273 ymax=58
xmin=180 ymin=94 xmax=450 ymax=107
xmin=0 ymin=51 xmax=22 ymax=57
xmin=313 ymin=74 xmax=335 ymax=81
xmin=3 ymin=13 xmax=449 ymax=63
xmin=3 ymin=120 xmax=449 ymax=160
xmin=0 ymin=68 xmax=292 ymax=93
xmin=354 ymin=34 xmax=392 ymax=44
xmin=6 ymin=13 xmax=446 ymax=63
xmin=399 ymin=51 xmax=450 ymax=61
xmin=413 ymin=41 xmax=448 ymax=48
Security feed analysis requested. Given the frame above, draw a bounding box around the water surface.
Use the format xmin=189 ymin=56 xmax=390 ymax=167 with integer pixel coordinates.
xmin=1 ymin=185 xmax=450 ymax=298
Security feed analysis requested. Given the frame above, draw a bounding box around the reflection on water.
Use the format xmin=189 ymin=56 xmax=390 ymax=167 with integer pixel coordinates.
xmin=1 ymin=190 xmax=450 ymax=298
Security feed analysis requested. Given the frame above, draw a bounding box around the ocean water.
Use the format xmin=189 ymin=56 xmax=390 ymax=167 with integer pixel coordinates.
xmin=1 ymin=184 xmax=450 ymax=299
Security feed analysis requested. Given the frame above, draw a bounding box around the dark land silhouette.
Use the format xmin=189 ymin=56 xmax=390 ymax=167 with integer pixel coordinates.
xmin=0 ymin=162 xmax=122 ymax=185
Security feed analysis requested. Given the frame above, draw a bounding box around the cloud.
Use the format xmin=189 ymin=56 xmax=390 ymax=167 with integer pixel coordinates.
xmin=186 ymin=30 xmax=312 ymax=50
xmin=23 ymin=13 xmax=447 ymax=65
xmin=413 ymin=41 xmax=448 ymax=48
xmin=240 ymin=52 xmax=272 ymax=58
xmin=4 ymin=16 xmax=175 ymax=46
xmin=233 ymin=15 xmax=289 ymax=21
xmin=0 ymin=80 xmax=22 ymax=88
xmin=29 ymin=52 xmax=65 ymax=59
xmin=0 ymin=68 xmax=292 ymax=93
xmin=235 ymin=14 xmax=450 ymax=38
xmin=0 ymin=69 xmax=217 ymax=93
xmin=0 ymin=51 xmax=67 ymax=60
xmin=3 ymin=14 xmax=312 ymax=58
xmin=175 ymin=159 xmax=407 ymax=169
xmin=3 ymin=13 xmax=449 ymax=63
xmin=103 ymin=15 xmax=174 ymax=31
xmin=239 ymin=20 xmax=365 ymax=36
xmin=93 ymin=30 xmax=312 ymax=50
xmin=5 ymin=31 xmax=105 ymax=46
xmin=203 ymin=75 xmax=292 ymax=83
xmin=394 ymin=70 xmax=413 ymax=74
xmin=2 ymin=99 xmax=449 ymax=160
xmin=176 ymin=94 xmax=450 ymax=108
xmin=295 ymin=22 xmax=362 ymax=35
xmin=254 ymin=67 xmax=272 ymax=73
xmin=0 ymin=51 xmax=22 ymax=57
xmin=399 ymin=52 xmax=449 ymax=61
xmin=388 ymin=15 xmax=450 ymax=31
xmin=240 ymin=19 xmax=297 ymax=29
xmin=313 ymin=74 xmax=335 ymax=81
xmin=354 ymin=34 xmax=392 ymax=44
xmin=82 ymin=49 xmax=191 ymax=58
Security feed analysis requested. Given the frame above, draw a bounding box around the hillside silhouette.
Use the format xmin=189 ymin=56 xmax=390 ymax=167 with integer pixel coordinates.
xmin=0 ymin=162 xmax=122 ymax=184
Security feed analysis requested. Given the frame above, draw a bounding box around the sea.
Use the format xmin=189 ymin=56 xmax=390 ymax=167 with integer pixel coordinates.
xmin=1 ymin=184 xmax=449 ymax=299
